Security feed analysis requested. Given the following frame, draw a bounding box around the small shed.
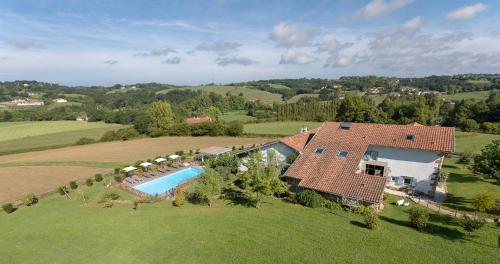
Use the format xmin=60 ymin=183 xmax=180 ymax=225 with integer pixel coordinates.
xmin=198 ymin=146 xmax=232 ymax=162
xmin=123 ymin=166 xmax=137 ymax=175
xmin=154 ymin=157 xmax=167 ymax=164
xmin=168 ymin=154 xmax=181 ymax=160
xmin=139 ymin=162 xmax=153 ymax=168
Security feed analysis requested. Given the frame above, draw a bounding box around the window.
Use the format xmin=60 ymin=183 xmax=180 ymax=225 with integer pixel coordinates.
xmin=336 ymin=151 xmax=348 ymax=158
xmin=406 ymin=134 xmax=415 ymax=141
xmin=403 ymin=176 xmax=413 ymax=185
xmin=365 ymin=164 xmax=384 ymax=176
xmin=391 ymin=176 xmax=397 ymax=182
xmin=314 ymin=148 xmax=324 ymax=155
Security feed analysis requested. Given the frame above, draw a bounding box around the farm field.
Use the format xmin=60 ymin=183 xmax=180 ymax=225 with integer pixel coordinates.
xmin=286 ymin=93 xmax=319 ymax=103
xmin=441 ymin=158 xmax=500 ymax=213
xmin=454 ymin=131 xmax=500 ymax=154
xmin=0 ymin=186 xmax=498 ymax=264
xmin=0 ymin=136 xmax=271 ymax=203
xmin=268 ymin=83 xmax=290 ymax=90
xmin=243 ymin=121 xmax=322 ymax=135
xmin=219 ymin=111 xmax=256 ymax=123
xmin=0 ymin=121 xmax=125 ymax=155
xmin=157 ymin=85 xmax=283 ymax=104
xmin=442 ymin=90 xmax=498 ymax=101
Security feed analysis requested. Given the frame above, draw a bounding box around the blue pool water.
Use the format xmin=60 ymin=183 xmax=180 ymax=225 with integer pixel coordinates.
xmin=133 ymin=167 xmax=204 ymax=195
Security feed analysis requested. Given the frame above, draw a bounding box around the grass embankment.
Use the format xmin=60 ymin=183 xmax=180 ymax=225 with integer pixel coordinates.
xmin=0 ymin=184 xmax=498 ymax=264
xmin=0 ymin=121 xmax=125 ymax=155
xmin=219 ymin=111 xmax=257 ymax=123
xmin=157 ymin=85 xmax=283 ymax=104
xmin=243 ymin=121 xmax=322 ymax=136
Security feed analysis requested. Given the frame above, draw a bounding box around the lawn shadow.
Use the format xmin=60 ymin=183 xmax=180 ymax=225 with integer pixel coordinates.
xmin=221 ymin=188 xmax=257 ymax=208
xmin=441 ymin=193 xmax=473 ymax=212
xmin=447 ymin=172 xmax=481 ymax=184
xmin=350 ymin=220 xmax=368 ymax=229
xmin=379 ymin=215 xmax=465 ymax=241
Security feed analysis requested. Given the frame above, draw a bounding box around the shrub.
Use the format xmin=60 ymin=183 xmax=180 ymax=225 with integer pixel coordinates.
xmin=76 ymin=137 xmax=96 ymax=145
xmin=102 ymin=201 xmax=113 ymax=208
xmin=471 ymin=192 xmax=496 ymax=212
xmin=409 ymin=206 xmax=429 ymax=231
xmin=351 ymin=206 xmax=372 ymax=215
xmin=323 ymin=200 xmax=342 ymax=211
xmin=86 ymin=178 xmax=94 ymax=187
xmin=461 ymin=215 xmax=485 ymax=236
xmin=173 ymin=190 xmax=185 ymax=207
xmin=57 ymin=186 xmax=68 ymax=196
xmin=114 ymin=168 xmax=121 ymax=175
xmin=364 ymin=211 xmax=380 ymax=230
xmin=297 ymin=190 xmax=324 ymax=208
xmin=94 ymin=173 xmax=103 ymax=182
xmin=2 ymin=203 xmax=15 ymax=214
xmin=69 ymin=181 xmax=78 ymax=190
xmin=24 ymin=193 xmax=38 ymax=206
xmin=101 ymin=192 xmax=120 ymax=201
xmin=114 ymin=175 xmax=123 ymax=183
xmin=458 ymin=151 xmax=474 ymax=164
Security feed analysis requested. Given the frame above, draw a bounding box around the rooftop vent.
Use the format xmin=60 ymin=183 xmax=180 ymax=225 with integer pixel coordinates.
xmin=340 ymin=122 xmax=352 ymax=130
xmin=406 ymin=134 xmax=415 ymax=141
xmin=336 ymin=151 xmax=348 ymax=158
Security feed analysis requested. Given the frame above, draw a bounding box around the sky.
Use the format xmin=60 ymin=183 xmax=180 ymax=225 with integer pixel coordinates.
xmin=0 ymin=0 xmax=500 ymax=86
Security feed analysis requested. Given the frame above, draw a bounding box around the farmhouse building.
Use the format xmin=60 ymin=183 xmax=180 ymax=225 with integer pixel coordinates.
xmin=262 ymin=122 xmax=454 ymax=206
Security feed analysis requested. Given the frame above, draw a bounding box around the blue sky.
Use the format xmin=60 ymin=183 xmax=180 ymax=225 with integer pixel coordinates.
xmin=1 ymin=0 xmax=499 ymax=85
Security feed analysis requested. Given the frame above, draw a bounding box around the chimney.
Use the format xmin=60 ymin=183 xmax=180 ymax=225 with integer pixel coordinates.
xmin=300 ymin=126 xmax=308 ymax=133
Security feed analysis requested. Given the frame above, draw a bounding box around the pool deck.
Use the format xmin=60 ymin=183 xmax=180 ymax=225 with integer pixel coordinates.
xmin=119 ymin=164 xmax=204 ymax=198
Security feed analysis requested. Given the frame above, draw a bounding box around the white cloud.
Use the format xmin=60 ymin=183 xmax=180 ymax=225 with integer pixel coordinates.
xmin=103 ymin=59 xmax=119 ymax=66
xmin=162 ymin=56 xmax=181 ymax=64
xmin=402 ymin=16 xmax=424 ymax=30
xmin=279 ymin=51 xmax=317 ymax=65
xmin=193 ymin=41 xmax=242 ymax=55
xmin=446 ymin=3 xmax=487 ymax=21
xmin=6 ymin=37 xmax=44 ymax=49
xmin=355 ymin=0 xmax=414 ymax=20
xmin=216 ymin=56 xmax=257 ymax=66
xmin=134 ymin=48 xmax=177 ymax=57
xmin=270 ymin=22 xmax=320 ymax=47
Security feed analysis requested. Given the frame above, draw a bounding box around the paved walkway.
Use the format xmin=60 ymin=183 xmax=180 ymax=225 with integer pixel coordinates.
xmin=384 ymin=189 xmax=497 ymax=223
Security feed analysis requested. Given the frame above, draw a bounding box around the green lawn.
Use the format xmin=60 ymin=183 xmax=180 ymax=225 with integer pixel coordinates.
xmin=269 ymin=83 xmax=290 ymax=90
xmin=157 ymin=85 xmax=283 ymax=104
xmin=243 ymin=121 xmax=322 ymax=136
xmin=442 ymin=90 xmax=498 ymax=101
xmin=286 ymin=93 xmax=319 ymax=103
xmin=219 ymin=111 xmax=257 ymax=123
xmin=454 ymin=131 xmax=500 ymax=154
xmin=0 ymin=184 xmax=498 ymax=264
xmin=441 ymin=158 xmax=500 ymax=213
xmin=0 ymin=121 xmax=125 ymax=155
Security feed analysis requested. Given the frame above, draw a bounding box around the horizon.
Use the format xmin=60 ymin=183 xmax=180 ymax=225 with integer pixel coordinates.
xmin=1 ymin=0 xmax=500 ymax=86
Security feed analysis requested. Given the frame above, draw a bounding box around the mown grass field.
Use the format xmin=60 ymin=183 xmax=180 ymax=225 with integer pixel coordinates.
xmin=454 ymin=131 xmax=500 ymax=154
xmin=442 ymin=90 xmax=498 ymax=101
xmin=0 ymin=184 xmax=498 ymax=264
xmin=268 ymin=83 xmax=290 ymax=90
xmin=243 ymin=121 xmax=322 ymax=135
xmin=219 ymin=111 xmax=257 ymax=123
xmin=441 ymin=158 xmax=500 ymax=213
xmin=0 ymin=121 xmax=125 ymax=155
xmin=157 ymin=85 xmax=283 ymax=104
xmin=286 ymin=93 xmax=319 ymax=103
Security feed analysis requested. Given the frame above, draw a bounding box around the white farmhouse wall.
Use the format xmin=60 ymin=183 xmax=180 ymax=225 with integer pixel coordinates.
xmin=261 ymin=142 xmax=295 ymax=163
xmin=367 ymin=145 xmax=442 ymax=195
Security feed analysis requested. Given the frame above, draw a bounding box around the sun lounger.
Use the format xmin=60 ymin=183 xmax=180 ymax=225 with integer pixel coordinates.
xmin=125 ymin=178 xmax=135 ymax=184
xmin=159 ymin=168 xmax=167 ymax=173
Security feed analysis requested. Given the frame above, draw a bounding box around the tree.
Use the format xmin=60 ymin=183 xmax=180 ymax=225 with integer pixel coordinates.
xmin=461 ymin=215 xmax=484 ymax=236
xmin=472 ymin=140 xmax=500 ymax=183
xmin=206 ymin=106 xmax=221 ymax=121
xmin=146 ymin=101 xmax=174 ymax=136
xmin=196 ymin=168 xmax=223 ymax=207
xmin=471 ymin=192 xmax=496 ymax=213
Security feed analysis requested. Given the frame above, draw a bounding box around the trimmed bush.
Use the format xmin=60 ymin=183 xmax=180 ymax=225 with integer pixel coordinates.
xmin=57 ymin=186 xmax=68 ymax=196
xmin=364 ymin=211 xmax=380 ymax=230
xmin=114 ymin=175 xmax=123 ymax=183
xmin=2 ymin=203 xmax=15 ymax=214
xmin=461 ymin=215 xmax=485 ymax=236
xmin=101 ymin=192 xmax=120 ymax=201
xmin=409 ymin=206 xmax=429 ymax=231
xmin=297 ymin=190 xmax=324 ymax=208
xmin=114 ymin=168 xmax=121 ymax=175
xmin=24 ymin=193 xmax=38 ymax=206
xmin=94 ymin=173 xmax=103 ymax=182
xmin=86 ymin=178 xmax=94 ymax=187
xmin=323 ymin=200 xmax=342 ymax=211
xmin=173 ymin=191 xmax=185 ymax=207
xmin=69 ymin=181 xmax=78 ymax=190
xmin=76 ymin=137 xmax=96 ymax=145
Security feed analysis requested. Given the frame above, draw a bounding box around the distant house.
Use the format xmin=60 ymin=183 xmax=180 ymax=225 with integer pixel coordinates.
xmin=185 ymin=116 xmax=212 ymax=124
xmin=53 ymin=98 xmax=68 ymax=103
xmin=368 ymin=87 xmax=383 ymax=94
xmin=256 ymin=122 xmax=454 ymax=207
xmin=387 ymin=92 xmax=401 ymax=97
xmin=11 ymin=98 xmax=44 ymax=106
xmin=76 ymin=114 xmax=88 ymax=121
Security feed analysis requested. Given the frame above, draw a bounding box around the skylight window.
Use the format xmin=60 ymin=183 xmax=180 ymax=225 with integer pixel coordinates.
xmin=336 ymin=151 xmax=348 ymax=158
xmin=314 ymin=148 xmax=324 ymax=155
xmin=406 ymin=134 xmax=415 ymax=141
xmin=340 ymin=122 xmax=352 ymax=130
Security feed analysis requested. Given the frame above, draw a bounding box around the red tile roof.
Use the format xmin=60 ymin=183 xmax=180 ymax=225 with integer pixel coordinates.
xmin=185 ymin=116 xmax=212 ymax=124
xmin=279 ymin=128 xmax=319 ymax=152
xmin=284 ymin=122 xmax=455 ymax=203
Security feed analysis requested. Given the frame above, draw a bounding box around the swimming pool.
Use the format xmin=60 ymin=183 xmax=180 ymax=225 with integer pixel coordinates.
xmin=133 ymin=167 xmax=204 ymax=196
